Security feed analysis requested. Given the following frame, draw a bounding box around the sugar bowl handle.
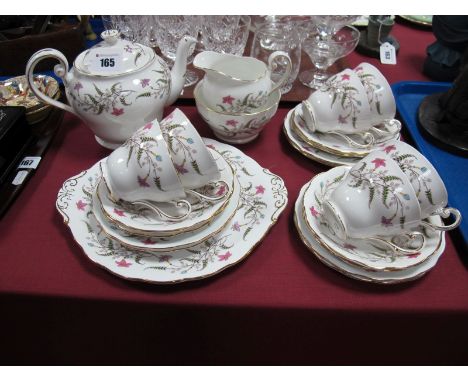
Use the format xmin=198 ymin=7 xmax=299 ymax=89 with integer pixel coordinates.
xmin=267 ymin=51 xmax=292 ymax=95
xmin=26 ymin=48 xmax=78 ymax=116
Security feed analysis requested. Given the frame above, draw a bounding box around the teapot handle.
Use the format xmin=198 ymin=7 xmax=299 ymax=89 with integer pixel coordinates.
xmin=267 ymin=51 xmax=292 ymax=95
xmin=26 ymin=48 xmax=78 ymax=116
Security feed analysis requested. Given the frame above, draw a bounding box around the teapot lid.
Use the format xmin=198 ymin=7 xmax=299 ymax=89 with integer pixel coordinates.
xmin=74 ymin=30 xmax=155 ymax=76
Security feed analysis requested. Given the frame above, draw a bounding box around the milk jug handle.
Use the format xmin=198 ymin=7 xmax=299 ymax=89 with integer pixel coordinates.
xmin=25 ymin=48 xmax=78 ymax=116
xmin=267 ymin=51 xmax=292 ymax=95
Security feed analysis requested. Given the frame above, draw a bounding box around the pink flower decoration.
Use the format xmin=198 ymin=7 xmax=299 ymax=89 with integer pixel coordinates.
xmin=381 ymin=216 xmax=393 ymax=227
xmin=73 ymin=82 xmax=83 ymax=91
xmin=338 ymin=115 xmax=348 ymax=124
xmin=226 ymin=119 xmax=238 ymax=127
xmin=222 ymin=95 xmax=235 ymax=105
xmin=383 ymin=144 xmax=396 ymax=154
xmin=142 ymin=237 xmax=157 ymax=245
xmin=137 ymin=176 xmax=150 ymax=187
xmin=116 ymin=259 xmax=132 ymax=267
xmin=76 ymin=200 xmax=87 ymax=211
xmin=341 ymin=74 xmax=351 ymax=81
xmin=206 ymin=144 xmax=216 ymax=150
xmin=174 ymin=163 xmax=188 ymax=174
xmin=143 ymin=122 xmax=153 ymax=130
xmin=140 ymin=79 xmax=150 ymax=88
xmin=216 ymin=185 xmax=226 ymax=196
xmin=371 ymin=158 xmax=386 ymax=169
xmin=255 ymin=185 xmax=265 ymax=195
xmin=309 ymin=206 xmax=319 ymax=218
xmin=111 ymin=107 xmax=124 ymax=116
xmin=407 ymin=252 xmax=421 ymax=259
xmin=217 ymin=251 xmax=232 ymax=261
xmin=231 ymin=222 xmax=241 ymax=231
xmin=114 ymin=208 xmax=125 ymax=217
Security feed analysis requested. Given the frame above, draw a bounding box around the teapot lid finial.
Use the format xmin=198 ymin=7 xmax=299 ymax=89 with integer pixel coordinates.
xmin=101 ymin=29 xmax=120 ymax=45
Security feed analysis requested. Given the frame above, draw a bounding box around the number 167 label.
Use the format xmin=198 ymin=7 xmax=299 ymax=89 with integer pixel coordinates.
xmin=90 ymin=50 xmax=122 ymax=73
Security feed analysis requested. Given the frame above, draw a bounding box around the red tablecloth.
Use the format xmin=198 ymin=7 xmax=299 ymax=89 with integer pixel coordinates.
xmin=1 ymin=21 xmax=467 ymax=365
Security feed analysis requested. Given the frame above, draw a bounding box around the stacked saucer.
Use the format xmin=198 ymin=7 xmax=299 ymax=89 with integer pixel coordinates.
xmin=284 ymin=63 xmax=402 ymax=167
xmin=56 ymin=109 xmax=288 ymax=284
xmin=294 ymin=142 xmax=461 ymax=284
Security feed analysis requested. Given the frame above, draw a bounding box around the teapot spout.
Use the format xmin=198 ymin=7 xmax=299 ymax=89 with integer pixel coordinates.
xmin=166 ymin=36 xmax=197 ymax=106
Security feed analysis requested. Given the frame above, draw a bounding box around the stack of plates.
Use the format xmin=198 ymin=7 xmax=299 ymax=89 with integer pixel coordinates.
xmin=294 ymin=166 xmax=446 ymax=284
xmin=283 ymin=104 xmax=401 ymax=167
xmin=56 ymin=139 xmax=288 ymax=284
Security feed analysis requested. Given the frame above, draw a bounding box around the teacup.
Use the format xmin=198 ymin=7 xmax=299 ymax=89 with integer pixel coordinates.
xmin=104 ymin=118 xmax=186 ymax=204
xmin=160 ymin=108 xmax=220 ymax=189
xmin=380 ymin=141 xmax=461 ymax=231
xmin=322 ymin=151 xmax=424 ymax=246
xmin=353 ymin=62 xmax=396 ymax=126
xmin=301 ymin=69 xmax=373 ymax=135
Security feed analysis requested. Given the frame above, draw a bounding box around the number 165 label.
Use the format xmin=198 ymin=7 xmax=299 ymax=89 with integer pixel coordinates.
xmin=90 ymin=50 xmax=122 ymax=73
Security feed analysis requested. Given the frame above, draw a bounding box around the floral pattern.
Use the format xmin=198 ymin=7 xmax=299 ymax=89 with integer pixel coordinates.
xmin=382 ymin=145 xmax=435 ymax=207
xmin=216 ymin=92 xmax=269 ymax=113
xmin=218 ymin=116 xmax=269 ymax=140
xmin=159 ymin=118 xmax=202 ymax=176
xmin=302 ymin=167 xmax=442 ymax=269
xmin=122 ymin=123 xmax=165 ymax=190
xmin=55 ymin=139 xmax=288 ymax=283
xmin=354 ymin=67 xmax=383 ymax=115
xmin=69 ymin=81 xmax=135 ymax=116
xmin=320 ymin=73 xmax=362 ymax=128
xmin=135 ymin=61 xmax=171 ymax=101
xmin=347 ymin=159 xmax=410 ymax=229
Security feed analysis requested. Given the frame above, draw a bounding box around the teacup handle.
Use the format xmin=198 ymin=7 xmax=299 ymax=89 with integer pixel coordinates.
xmin=25 ymin=48 xmax=79 ymax=117
xmin=371 ymin=119 xmax=402 ymax=138
xmin=367 ymin=231 xmax=426 ymax=256
xmin=327 ymin=131 xmax=375 ymax=149
xmin=267 ymin=51 xmax=292 ymax=95
xmin=419 ymin=207 xmax=462 ymax=232
xmin=130 ymin=199 xmax=192 ymax=222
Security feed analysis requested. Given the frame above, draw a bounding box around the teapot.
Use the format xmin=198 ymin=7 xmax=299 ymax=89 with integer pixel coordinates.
xmin=193 ymin=50 xmax=291 ymax=114
xmin=25 ymin=30 xmax=196 ymax=149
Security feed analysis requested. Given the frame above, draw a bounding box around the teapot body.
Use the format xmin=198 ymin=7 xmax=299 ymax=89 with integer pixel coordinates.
xmin=65 ymin=56 xmax=172 ymax=148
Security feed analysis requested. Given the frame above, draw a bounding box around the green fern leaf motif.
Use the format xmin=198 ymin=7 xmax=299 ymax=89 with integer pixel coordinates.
xmin=145 ymin=266 xmax=167 ymax=271
xmin=217 ymin=104 xmax=227 ymax=112
xmin=333 ymin=173 xmax=345 ymax=184
xmin=126 ymin=146 xmax=133 ymax=167
xmin=241 ymin=167 xmax=254 ymax=176
xmin=395 ymin=154 xmax=415 ymax=162
xmin=154 ymin=177 xmax=163 ymax=191
xmin=425 ymin=190 xmax=434 ymax=205
xmin=244 ymin=206 xmax=255 ymax=219
xmin=242 ymin=93 xmax=251 ymax=106
xmin=120 ymin=96 xmax=131 ymax=106
xmin=93 ymin=83 xmax=104 ymax=96
xmin=86 ymin=94 xmax=99 ymax=105
xmin=134 ymin=52 xmax=142 ymax=65
xmin=382 ymin=186 xmax=390 ymax=208
xmin=97 ymin=104 xmax=104 ymax=115
xmin=136 ymin=92 xmax=152 ymax=99
xmin=400 ymin=216 xmax=406 ymax=229
xmin=136 ymin=148 xmax=143 ymax=165
xmin=331 ymin=92 xmax=338 ymax=107
xmin=341 ymin=93 xmax=348 ymax=109
xmin=110 ymin=83 xmax=119 ymax=93
xmin=376 ymin=100 xmax=382 ymax=115
xmin=352 ymin=117 xmax=357 ymax=128
xmin=383 ymin=175 xmax=402 ymax=182
xmin=369 ymin=186 xmax=375 ymax=207
xmin=191 ymin=160 xmax=202 ymax=175
xmin=243 ymin=227 xmax=252 ymax=240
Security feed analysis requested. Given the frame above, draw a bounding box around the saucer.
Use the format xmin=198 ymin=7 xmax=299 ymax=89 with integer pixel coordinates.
xmin=294 ymin=181 xmax=445 ymax=283
xmin=301 ymin=166 xmax=445 ymax=272
xmin=92 ymin=174 xmax=240 ymax=252
xmin=99 ymin=147 xmax=235 ymax=237
xmin=283 ymin=108 xmax=360 ymax=167
xmin=56 ymin=138 xmax=288 ymax=284
xmin=291 ymin=104 xmax=401 ymax=158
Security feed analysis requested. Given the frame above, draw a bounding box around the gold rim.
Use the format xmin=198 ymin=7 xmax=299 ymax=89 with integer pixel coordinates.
xmin=56 ymin=164 xmax=288 ymax=285
xmin=300 ymin=177 xmax=443 ymax=273
xmin=294 ymin=203 xmax=437 ymax=284
xmin=283 ymin=113 xmax=355 ymax=167
xmin=99 ymin=149 xmax=236 ymax=236
xmin=290 ymin=110 xmax=369 ymax=158
xmin=194 ymin=81 xmax=281 ymax=116
xmin=92 ymin=176 xmax=242 ymax=253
